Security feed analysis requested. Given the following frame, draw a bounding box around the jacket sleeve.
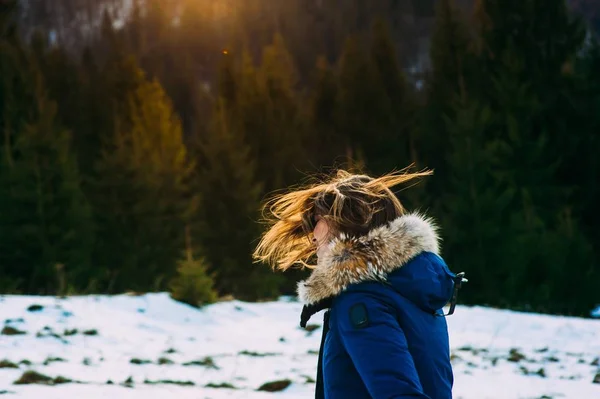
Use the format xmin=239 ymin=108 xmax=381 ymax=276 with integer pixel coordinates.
xmin=333 ymin=292 xmax=429 ymax=399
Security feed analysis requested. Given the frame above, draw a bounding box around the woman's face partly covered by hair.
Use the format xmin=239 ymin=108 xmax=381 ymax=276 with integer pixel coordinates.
xmin=253 ymin=169 xmax=433 ymax=271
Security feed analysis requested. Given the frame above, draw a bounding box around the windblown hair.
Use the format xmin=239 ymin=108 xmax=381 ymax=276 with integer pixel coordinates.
xmin=253 ymin=168 xmax=432 ymax=271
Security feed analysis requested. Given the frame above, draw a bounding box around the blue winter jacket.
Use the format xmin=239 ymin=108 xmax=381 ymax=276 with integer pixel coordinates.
xmin=298 ymin=213 xmax=458 ymax=399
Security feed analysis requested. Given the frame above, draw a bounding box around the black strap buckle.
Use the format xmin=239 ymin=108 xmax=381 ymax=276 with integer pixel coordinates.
xmin=438 ymin=272 xmax=468 ymax=317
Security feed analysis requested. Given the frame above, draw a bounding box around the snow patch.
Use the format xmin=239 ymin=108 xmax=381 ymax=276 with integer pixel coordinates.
xmin=0 ymin=293 xmax=599 ymax=398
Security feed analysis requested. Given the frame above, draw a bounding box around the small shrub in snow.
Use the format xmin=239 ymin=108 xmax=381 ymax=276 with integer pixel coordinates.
xmin=36 ymin=327 xmax=66 ymax=342
xmin=53 ymin=376 xmax=73 ymax=384
xmin=14 ymin=371 xmax=52 ymax=385
xmin=144 ymin=379 xmax=195 ymax=386
xmin=508 ymin=348 xmax=526 ymax=362
xmin=157 ymin=357 xmax=174 ymax=365
xmin=27 ymin=304 xmax=44 ymax=312
xmin=0 ymin=360 xmax=19 ymax=369
xmin=183 ymin=357 xmax=219 ymax=369
xmin=257 ymin=379 xmax=292 ymax=392
xmin=239 ymin=350 xmax=280 ymax=357
xmin=13 ymin=371 xmax=58 ymax=385
xmin=130 ymin=358 xmax=152 ymax=365
xmin=82 ymin=329 xmax=98 ymax=336
xmin=535 ymin=368 xmax=546 ymax=378
xmin=169 ymin=257 xmax=217 ymax=308
xmin=205 ymin=382 xmax=237 ymax=389
xmin=43 ymin=357 xmax=66 ymax=366
xmin=1 ymin=326 xmax=26 ymax=335
xmin=593 ymin=372 xmax=600 ymax=384
xmin=304 ymin=324 xmax=320 ymax=333
xmin=121 ymin=376 xmax=134 ymax=388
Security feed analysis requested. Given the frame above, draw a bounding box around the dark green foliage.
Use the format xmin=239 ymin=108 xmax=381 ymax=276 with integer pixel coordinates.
xmin=13 ymin=370 xmax=74 ymax=385
xmin=1 ymin=326 xmax=26 ymax=336
xmin=0 ymin=359 xmax=19 ymax=369
xmin=205 ymin=382 xmax=237 ymax=389
xmin=193 ymin=96 xmax=282 ymax=300
xmin=129 ymin=358 xmax=152 ymax=365
xmin=367 ymin=19 xmax=415 ymax=173
xmin=421 ymin=0 xmax=475 ymax=204
xmin=93 ymin=73 xmax=196 ymax=292
xmin=0 ymin=0 xmax=598 ymax=317
xmin=435 ymin=0 xmax=598 ymax=315
xmin=169 ymin=255 xmax=217 ymax=307
xmin=13 ymin=371 xmax=53 ymax=385
xmin=183 ymin=357 xmax=219 ymax=369
xmin=440 ymin=102 xmax=513 ymax=305
xmin=144 ymin=379 xmax=195 ymax=386
xmin=308 ymin=56 xmax=345 ymax=167
xmin=0 ymin=98 xmax=93 ymax=294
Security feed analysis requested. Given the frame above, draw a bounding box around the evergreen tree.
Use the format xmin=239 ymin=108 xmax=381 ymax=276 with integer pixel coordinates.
xmin=196 ymin=97 xmax=282 ymax=300
xmin=336 ymin=35 xmax=385 ymax=167
xmin=0 ymin=99 xmax=94 ymax=294
xmin=94 ymin=75 xmax=195 ymax=292
xmin=169 ymin=227 xmax=218 ymax=308
xmin=571 ymin=39 xmax=600 ymax=250
xmin=421 ymin=0 xmax=474 ymax=206
xmin=308 ymin=56 xmax=345 ymax=168
xmin=256 ymin=33 xmax=307 ymax=190
xmin=440 ymin=101 xmax=513 ymax=306
xmin=0 ymin=8 xmax=93 ymax=293
xmin=368 ymin=18 xmax=415 ymax=173
xmin=443 ymin=0 xmax=595 ymax=314
xmin=0 ymin=15 xmax=42 ymax=164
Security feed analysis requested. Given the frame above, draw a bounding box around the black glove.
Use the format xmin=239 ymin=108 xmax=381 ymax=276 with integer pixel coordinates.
xmin=300 ymin=296 xmax=333 ymax=328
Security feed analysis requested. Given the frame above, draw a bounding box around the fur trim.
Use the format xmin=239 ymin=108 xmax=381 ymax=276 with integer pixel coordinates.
xmin=297 ymin=213 xmax=440 ymax=305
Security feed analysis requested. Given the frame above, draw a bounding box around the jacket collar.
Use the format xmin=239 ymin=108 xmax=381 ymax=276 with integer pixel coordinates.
xmin=297 ymin=213 xmax=440 ymax=305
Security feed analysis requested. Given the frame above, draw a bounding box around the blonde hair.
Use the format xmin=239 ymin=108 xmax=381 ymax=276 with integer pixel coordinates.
xmin=253 ymin=168 xmax=432 ymax=271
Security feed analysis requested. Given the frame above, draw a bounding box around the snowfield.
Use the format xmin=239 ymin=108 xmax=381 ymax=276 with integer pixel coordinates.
xmin=1 ymin=293 xmax=599 ymax=399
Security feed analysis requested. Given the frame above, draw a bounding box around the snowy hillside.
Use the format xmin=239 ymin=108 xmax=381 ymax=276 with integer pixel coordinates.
xmin=1 ymin=293 xmax=599 ymax=399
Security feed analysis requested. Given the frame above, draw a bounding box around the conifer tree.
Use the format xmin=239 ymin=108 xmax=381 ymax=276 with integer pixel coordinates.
xmin=257 ymin=33 xmax=306 ymax=190
xmin=570 ymin=39 xmax=600 ymax=250
xmin=440 ymin=101 xmax=513 ymax=306
xmin=94 ymin=75 xmax=195 ymax=292
xmin=443 ymin=0 xmax=595 ymax=314
xmin=421 ymin=0 xmax=474 ymax=204
xmin=308 ymin=56 xmax=345 ymax=168
xmin=336 ymin=35 xmax=385 ymax=168
xmin=0 ymin=99 xmax=94 ymax=294
xmin=196 ymin=97 xmax=282 ymax=300
xmin=368 ymin=18 xmax=415 ymax=173
xmin=0 ymin=7 xmax=93 ymax=293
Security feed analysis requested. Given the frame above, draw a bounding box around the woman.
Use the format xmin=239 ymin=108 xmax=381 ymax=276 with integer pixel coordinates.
xmin=254 ymin=169 xmax=466 ymax=399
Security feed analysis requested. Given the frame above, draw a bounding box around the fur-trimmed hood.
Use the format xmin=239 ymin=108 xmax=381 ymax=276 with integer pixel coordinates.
xmin=297 ymin=213 xmax=442 ymax=305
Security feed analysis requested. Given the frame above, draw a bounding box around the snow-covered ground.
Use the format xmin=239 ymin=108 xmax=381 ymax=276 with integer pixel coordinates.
xmin=1 ymin=293 xmax=599 ymax=399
